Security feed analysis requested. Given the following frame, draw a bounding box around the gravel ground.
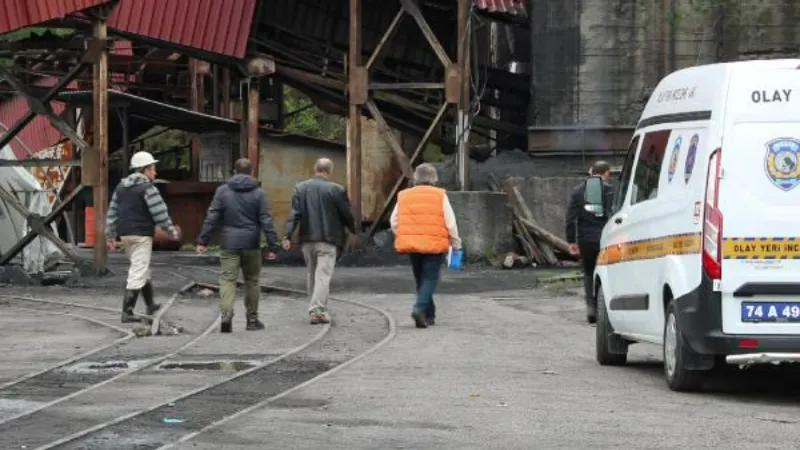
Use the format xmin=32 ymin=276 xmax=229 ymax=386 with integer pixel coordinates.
xmin=2 ymin=261 xmax=800 ymax=449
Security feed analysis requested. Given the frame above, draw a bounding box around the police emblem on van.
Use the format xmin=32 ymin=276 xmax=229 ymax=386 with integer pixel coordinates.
xmin=765 ymin=138 xmax=800 ymax=191
xmin=668 ymin=136 xmax=682 ymax=182
xmin=684 ymin=134 xmax=699 ymax=183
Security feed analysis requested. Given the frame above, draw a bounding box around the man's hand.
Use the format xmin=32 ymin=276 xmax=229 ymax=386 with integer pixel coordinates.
xmin=171 ymin=226 xmax=182 ymax=241
xmin=106 ymin=238 xmax=117 ymax=251
xmin=281 ymin=238 xmax=291 ymax=251
xmin=196 ymin=245 xmax=207 ymax=255
xmin=264 ymin=251 xmax=277 ymax=261
xmin=568 ymin=244 xmax=580 ymax=257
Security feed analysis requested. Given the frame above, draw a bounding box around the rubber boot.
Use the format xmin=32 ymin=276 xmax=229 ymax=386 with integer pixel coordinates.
xmin=246 ymin=314 xmax=265 ymax=331
xmin=121 ymin=290 xmax=143 ymax=323
xmin=586 ymin=300 xmax=598 ymax=325
xmin=220 ymin=310 xmax=233 ymax=333
xmin=141 ymin=280 xmax=161 ymax=316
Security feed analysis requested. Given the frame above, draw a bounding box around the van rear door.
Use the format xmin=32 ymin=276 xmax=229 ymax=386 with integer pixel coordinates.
xmin=719 ymin=68 xmax=800 ymax=335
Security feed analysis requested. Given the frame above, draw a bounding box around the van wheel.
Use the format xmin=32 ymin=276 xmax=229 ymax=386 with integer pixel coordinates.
xmin=663 ymin=301 xmax=706 ymax=392
xmin=596 ymin=288 xmax=628 ymax=366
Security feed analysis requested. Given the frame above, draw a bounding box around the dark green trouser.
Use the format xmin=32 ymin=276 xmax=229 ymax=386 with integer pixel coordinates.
xmin=219 ymin=249 xmax=262 ymax=320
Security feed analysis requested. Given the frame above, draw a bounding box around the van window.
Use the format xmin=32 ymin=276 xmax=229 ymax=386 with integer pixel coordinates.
xmin=631 ymin=130 xmax=670 ymax=205
xmin=612 ymin=135 xmax=640 ymax=214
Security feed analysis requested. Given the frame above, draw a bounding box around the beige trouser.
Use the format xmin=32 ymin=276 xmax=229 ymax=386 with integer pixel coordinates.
xmin=302 ymin=242 xmax=337 ymax=314
xmin=121 ymin=236 xmax=153 ymax=290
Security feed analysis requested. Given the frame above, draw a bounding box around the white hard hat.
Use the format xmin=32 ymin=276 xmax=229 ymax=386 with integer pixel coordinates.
xmin=130 ymin=151 xmax=158 ymax=170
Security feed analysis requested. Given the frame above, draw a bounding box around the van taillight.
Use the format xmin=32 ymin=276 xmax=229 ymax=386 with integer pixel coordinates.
xmin=702 ymin=148 xmax=723 ymax=279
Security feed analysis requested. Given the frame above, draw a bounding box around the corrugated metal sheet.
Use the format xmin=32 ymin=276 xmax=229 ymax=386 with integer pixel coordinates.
xmin=0 ymin=76 xmax=76 ymax=159
xmin=108 ymin=0 xmax=258 ymax=59
xmin=474 ymin=0 xmax=526 ymax=14
xmin=0 ymin=0 xmax=110 ymax=34
xmin=0 ymin=39 xmax=133 ymax=159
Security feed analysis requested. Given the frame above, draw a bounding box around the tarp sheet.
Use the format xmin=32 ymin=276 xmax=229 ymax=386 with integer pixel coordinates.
xmin=0 ymin=145 xmax=63 ymax=273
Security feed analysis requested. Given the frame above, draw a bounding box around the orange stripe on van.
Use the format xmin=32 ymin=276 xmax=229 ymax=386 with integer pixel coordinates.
xmin=722 ymin=237 xmax=800 ymax=260
xmin=596 ymin=233 xmax=702 ymax=266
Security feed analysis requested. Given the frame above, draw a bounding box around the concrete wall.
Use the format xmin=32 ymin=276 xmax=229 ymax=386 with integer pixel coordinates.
xmin=435 ymin=150 xmax=624 ymax=242
xmin=531 ymin=0 xmax=800 ymax=128
xmin=447 ymin=192 xmax=514 ymax=261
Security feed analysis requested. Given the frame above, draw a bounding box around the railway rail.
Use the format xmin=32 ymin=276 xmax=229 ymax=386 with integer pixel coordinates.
xmin=0 ymin=263 xmax=395 ymax=450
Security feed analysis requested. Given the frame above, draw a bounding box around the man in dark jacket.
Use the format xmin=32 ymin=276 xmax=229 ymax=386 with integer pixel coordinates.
xmin=106 ymin=151 xmax=180 ymax=323
xmin=565 ymin=160 xmax=613 ymax=324
xmin=282 ymin=157 xmax=355 ymax=325
xmin=197 ymin=158 xmax=279 ymax=333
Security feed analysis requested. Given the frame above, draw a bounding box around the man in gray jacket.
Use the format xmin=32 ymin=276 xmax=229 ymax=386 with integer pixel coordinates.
xmin=283 ymin=158 xmax=355 ymax=324
xmin=197 ymin=158 xmax=279 ymax=333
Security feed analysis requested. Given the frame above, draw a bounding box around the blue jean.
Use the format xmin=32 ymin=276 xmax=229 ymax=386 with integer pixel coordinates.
xmin=410 ymin=253 xmax=445 ymax=319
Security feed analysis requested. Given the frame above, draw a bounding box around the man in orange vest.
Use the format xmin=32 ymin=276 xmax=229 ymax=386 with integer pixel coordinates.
xmin=391 ymin=163 xmax=461 ymax=328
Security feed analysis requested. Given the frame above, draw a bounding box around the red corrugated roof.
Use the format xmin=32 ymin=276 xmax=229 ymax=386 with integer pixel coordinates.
xmin=108 ymin=0 xmax=258 ymax=59
xmin=0 ymin=77 xmax=73 ymax=159
xmin=0 ymin=39 xmax=133 ymax=159
xmin=0 ymin=0 xmax=111 ymax=34
xmin=474 ymin=0 xmax=526 ymax=14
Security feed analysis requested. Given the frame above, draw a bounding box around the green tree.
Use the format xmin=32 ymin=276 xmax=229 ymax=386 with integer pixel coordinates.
xmin=283 ymin=85 xmax=345 ymax=143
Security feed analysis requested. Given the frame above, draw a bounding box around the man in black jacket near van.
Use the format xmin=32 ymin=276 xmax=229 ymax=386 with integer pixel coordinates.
xmin=282 ymin=157 xmax=356 ymax=325
xmin=566 ymin=160 xmax=612 ymax=324
xmin=197 ymin=158 xmax=279 ymax=333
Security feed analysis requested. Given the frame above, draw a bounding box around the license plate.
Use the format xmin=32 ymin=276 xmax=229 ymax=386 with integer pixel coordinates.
xmin=741 ymin=302 xmax=800 ymax=322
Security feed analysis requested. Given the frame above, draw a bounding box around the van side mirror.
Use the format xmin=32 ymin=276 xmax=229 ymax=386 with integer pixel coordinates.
xmin=584 ymin=176 xmax=605 ymax=216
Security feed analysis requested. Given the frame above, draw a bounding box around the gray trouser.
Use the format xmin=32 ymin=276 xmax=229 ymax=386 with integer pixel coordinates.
xmin=302 ymin=242 xmax=337 ymax=313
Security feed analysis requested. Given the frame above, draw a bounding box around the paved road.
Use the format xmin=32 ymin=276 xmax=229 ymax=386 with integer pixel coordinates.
xmin=2 ymin=263 xmax=800 ymax=449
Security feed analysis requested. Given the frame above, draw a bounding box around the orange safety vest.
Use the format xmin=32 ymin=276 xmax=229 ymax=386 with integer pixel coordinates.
xmin=394 ymin=185 xmax=451 ymax=254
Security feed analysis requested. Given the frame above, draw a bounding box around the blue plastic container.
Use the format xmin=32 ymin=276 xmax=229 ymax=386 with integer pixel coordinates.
xmin=447 ymin=247 xmax=463 ymax=271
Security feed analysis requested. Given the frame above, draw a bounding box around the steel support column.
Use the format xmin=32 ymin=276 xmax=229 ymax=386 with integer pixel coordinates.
xmin=246 ymin=77 xmax=261 ymax=175
xmin=347 ymin=0 xmax=364 ymax=230
xmin=189 ymin=59 xmax=204 ymax=181
xmin=456 ymin=0 xmax=472 ymax=191
xmin=356 ymin=0 xmax=470 ymax=236
xmin=91 ymin=18 xmax=110 ymax=274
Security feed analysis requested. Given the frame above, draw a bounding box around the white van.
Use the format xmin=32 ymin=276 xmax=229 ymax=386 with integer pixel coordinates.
xmin=587 ymin=59 xmax=800 ymax=392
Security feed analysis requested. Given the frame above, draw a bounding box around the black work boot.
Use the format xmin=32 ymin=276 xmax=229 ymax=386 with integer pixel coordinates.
xmin=141 ymin=280 xmax=161 ymax=316
xmin=586 ymin=300 xmax=598 ymax=325
xmin=246 ymin=315 xmax=265 ymax=331
xmin=121 ymin=290 xmax=143 ymax=323
xmin=220 ymin=310 xmax=233 ymax=333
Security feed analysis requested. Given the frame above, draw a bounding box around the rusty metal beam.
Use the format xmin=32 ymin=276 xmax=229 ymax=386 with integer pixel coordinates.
xmin=369 ymin=82 xmax=444 ymax=90
xmin=247 ymin=77 xmax=260 ymax=175
xmin=366 ymin=101 xmax=449 ymax=237
xmin=399 ymin=0 xmax=453 ymax=68
xmin=0 ymin=185 xmax=86 ymax=266
xmin=222 ymin=66 xmax=231 ymax=118
xmin=91 ymin=18 xmax=109 ymax=274
xmin=455 ymin=0 xmax=471 ymax=191
xmin=0 ymin=60 xmax=86 ymax=151
xmin=0 ymin=159 xmax=81 ymax=167
xmin=364 ymin=99 xmax=413 ymax=179
xmin=0 ymin=66 xmax=98 ymax=165
xmin=365 ymin=8 xmax=404 ymax=71
xmin=527 ymin=126 xmax=635 ymax=154
xmin=189 ymin=58 xmax=204 ymax=181
xmin=347 ymin=0 xmax=364 ymax=230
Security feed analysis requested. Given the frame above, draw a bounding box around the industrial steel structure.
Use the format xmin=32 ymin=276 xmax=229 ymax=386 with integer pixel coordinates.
xmin=0 ymin=0 xmax=530 ymax=276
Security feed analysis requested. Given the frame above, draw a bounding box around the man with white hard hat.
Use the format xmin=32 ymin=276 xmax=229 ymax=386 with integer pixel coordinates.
xmin=106 ymin=151 xmax=180 ymax=323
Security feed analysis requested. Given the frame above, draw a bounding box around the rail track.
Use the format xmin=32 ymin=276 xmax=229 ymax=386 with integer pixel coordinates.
xmin=0 ymin=263 xmax=395 ymax=450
